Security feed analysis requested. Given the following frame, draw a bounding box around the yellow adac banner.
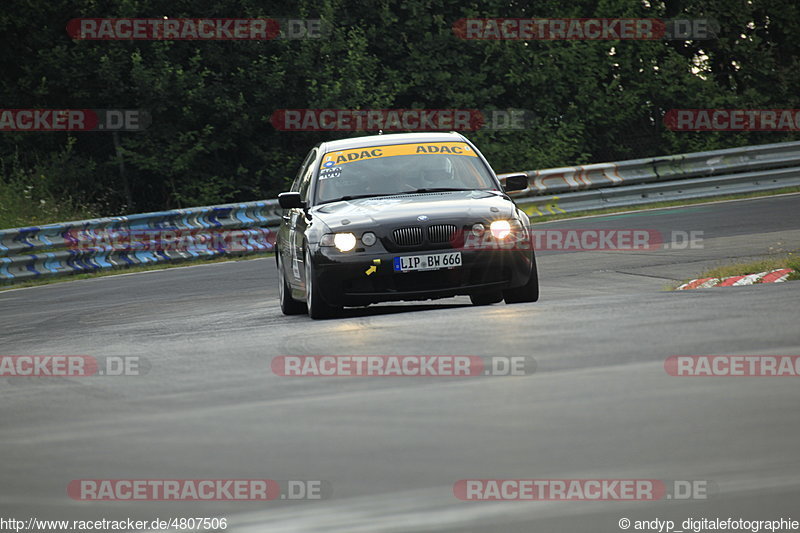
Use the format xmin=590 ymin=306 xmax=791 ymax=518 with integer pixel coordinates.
xmin=320 ymin=142 xmax=478 ymax=169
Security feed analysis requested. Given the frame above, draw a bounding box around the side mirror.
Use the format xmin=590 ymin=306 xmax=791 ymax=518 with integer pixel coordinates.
xmin=501 ymin=173 xmax=529 ymax=193
xmin=278 ymin=191 xmax=304 ymax=209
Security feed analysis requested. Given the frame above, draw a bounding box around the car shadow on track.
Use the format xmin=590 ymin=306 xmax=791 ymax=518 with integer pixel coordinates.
xmin=334 ymin=301 xmax=472 ymax=319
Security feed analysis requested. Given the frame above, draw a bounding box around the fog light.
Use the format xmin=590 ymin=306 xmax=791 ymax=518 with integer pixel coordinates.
xmin=471 ymin=223 xmax=485 ymax=237
xmin=361 ymin=232 xmax=377 ymax=246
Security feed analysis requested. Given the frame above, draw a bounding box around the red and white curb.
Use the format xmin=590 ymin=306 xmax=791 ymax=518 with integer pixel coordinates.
xmin=677 ymin=268 xmax=795 ymax=290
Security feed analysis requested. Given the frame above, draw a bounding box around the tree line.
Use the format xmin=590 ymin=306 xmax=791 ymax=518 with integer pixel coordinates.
xmin=1 ymin=0 xmax=798 ymax=220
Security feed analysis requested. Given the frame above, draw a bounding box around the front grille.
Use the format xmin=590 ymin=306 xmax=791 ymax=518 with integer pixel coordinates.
xmin=427 ymin=224 xmax=457 ymax=244
xmin=393 ymin=226 xmax=424 ymax=246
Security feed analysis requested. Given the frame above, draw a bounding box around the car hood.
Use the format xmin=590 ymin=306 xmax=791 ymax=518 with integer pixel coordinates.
xmin=312 ymin=190 xmax=517 ymax=229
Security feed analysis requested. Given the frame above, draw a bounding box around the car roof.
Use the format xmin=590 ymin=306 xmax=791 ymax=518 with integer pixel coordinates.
xmin=318 ymin=132 xmax=468 ymax=153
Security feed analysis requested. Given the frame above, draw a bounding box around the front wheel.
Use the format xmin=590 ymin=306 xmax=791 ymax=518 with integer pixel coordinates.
xmin=277 ymin=252 xmax=306 ymax=315
xmin=470 ymin=291 xmax=504 ymax=306
xmin=503 ymin=258 xmax=539 ymax=304
xmin=305 ymin=247 xmax=341 ymax=319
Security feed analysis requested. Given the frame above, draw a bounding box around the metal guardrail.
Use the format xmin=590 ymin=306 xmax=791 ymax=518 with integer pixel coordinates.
xmin=3 ymin=141 xmax=799 ymax=282
xmin=499 ymin=140 xmax=800 ymax=197
xmin=510 ymin=165 xmax=800 ymax=217
xmin=0 ymin=201 xmax=282 ymax=281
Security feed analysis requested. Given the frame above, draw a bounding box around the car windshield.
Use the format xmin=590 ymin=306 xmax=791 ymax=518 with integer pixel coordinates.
xmin=315 ymin=141 xmax=498 ymax=204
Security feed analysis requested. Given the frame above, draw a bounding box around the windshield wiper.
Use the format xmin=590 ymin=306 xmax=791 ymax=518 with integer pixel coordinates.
xmin=397 ymin=187 xmax=474 ymax=194
xmin=319 ymin=188 xmax=476 ymax=205
xmin=318 ymin=192 xmax=407 ymax=204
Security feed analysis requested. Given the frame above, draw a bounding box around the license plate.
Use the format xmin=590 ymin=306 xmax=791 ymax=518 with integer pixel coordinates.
xmin=393 ymin=252 xmax=462 ymax=272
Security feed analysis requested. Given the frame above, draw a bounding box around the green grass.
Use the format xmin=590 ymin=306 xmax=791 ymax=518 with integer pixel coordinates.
xmin=0 ymin=251 xmax=274 ymax=291
xmin=524 ymin=186 xmax=800 ymax=223
xmin=0 ymin=180 xmax=97 ymax=230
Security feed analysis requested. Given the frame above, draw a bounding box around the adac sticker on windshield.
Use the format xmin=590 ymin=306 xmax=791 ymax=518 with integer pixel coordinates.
xmin=319 ymin=142 xmax=477 ymax=169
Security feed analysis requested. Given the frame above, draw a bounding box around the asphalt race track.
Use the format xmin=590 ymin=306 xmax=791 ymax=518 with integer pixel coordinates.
xmin=2 ymin=193 xmax=799 ymax=532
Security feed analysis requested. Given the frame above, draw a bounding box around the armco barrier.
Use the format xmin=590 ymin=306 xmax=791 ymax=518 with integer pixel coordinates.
xmin=0 ymin=201 xmax=282 ymax=281
xmin=3 ymin=141 xmax=800 ymax=282
xmin=512 ymin=165 xmax=800 ymax=217
xmin=499 ymin=140 xmax=800 ymax=197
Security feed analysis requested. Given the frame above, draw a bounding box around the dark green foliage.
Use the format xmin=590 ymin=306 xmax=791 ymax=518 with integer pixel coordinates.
xmin=1 ymin=0 xmax=798 ymax=219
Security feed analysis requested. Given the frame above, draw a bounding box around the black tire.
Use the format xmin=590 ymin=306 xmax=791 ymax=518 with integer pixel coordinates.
xmin=277 ymin=252 xmax=306 ymax=315
xmin=470 ymin=291 xmax=504 ymax=306
xmin=305 ymin=247 xmax=341 ymax=319
xmin=503 ymin=257 xmax=539 ymax=304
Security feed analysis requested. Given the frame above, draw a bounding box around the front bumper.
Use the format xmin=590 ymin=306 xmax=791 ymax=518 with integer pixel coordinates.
xmin=311 ymin=246 xmax=535 ymax=306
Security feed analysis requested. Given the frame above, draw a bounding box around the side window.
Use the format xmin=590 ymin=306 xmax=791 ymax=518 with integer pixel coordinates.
xmin=298 ymin=149 xmax=317 ymax=202
xmin=291 ymin=149 xmax=316 ymax=193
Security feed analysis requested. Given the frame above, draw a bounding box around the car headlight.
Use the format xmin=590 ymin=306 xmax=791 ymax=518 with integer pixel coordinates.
xmin=333 ymin=233 xmax=357 ymax=252
xmin=321 ymin=232 xmax=357 ymax=252
xmin=490 ymin=220 xmax=512 ymax=239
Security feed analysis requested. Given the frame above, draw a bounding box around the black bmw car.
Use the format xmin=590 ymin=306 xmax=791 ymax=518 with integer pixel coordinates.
xmin=276 ymin=132 xmax=538 ymax=319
